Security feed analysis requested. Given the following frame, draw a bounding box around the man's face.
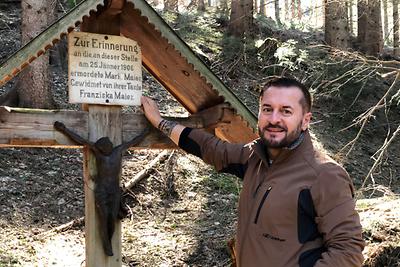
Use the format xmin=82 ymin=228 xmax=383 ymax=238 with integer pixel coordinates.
xmin=258 ymin=86 xmax=311 ymax=148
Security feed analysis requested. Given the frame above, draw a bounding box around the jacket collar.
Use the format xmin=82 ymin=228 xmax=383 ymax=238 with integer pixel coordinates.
xmin=253 ymin=129 xmax=313 ymax=167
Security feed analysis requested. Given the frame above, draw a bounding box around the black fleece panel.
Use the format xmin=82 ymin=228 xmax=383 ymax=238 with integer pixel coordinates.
xmin=178 ymin=128 xmax=202 ymax=158
xmin=220 ymin=163 xmax=248 ymax=179
xmin=298 ymin=189 xmax=321 ymax=244
xmin=299 ymin=247 xmax=326 ymax=267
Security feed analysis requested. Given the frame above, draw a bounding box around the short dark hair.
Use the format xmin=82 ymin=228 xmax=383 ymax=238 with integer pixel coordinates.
xmin=259 ymin=77 xmax=312 ymax=112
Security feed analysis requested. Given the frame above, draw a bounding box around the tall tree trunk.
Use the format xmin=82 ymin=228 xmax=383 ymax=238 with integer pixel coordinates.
xmin=164 ymin=0 xmax=178 ymax=11
xmin=229 ymin=0 xmax=243 ymax=36
xmin=18 ymin=0 xmax=56 ymax=109
xmin=254 ymin=0 xmax=258 ymax=15
xmin=243 ymin=0 xmax=253 ymax=35
xmin=348 ymin=0 xmax=353 ymax=35
xmin=285 ymin=0 xmax=289 ymax=21
xmin=291 ymin=0 xmax=296 ymax=20
xmin=297 ymin=0 xmax=302 ymax=19
xmin=322 ymin=0 xmax=326 ymax=29
xmin=198 ymin=0 xmax=206 ymax=11
xmin=314 ymin=0 xmax=319 ymax=27
xmin=394 ymin=0 xmax=399 ymax=56
xmin=357 ymin=0 xmax=368 ymax=49
xmin=325 ymin=0 xmax=349 ymax=49
xmin=259 ymin=0 xmax=266 ymax=15
xmin=228 ymin=0 xmax=253 ymax=37
xmin=383 ymin=0 xmax=389 ymax=43
xmin=365 ymin=0 xmax=383 ymax=55
xmin=275 ymin=0 xmax=281 ymax=25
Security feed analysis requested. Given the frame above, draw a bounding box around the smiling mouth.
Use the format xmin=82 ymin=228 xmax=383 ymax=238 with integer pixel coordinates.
xmin=266 ymin=127 xmax=286 ymax=133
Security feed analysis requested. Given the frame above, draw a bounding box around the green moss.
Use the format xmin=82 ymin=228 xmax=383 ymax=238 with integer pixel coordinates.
xmin=202 ymin=171 xmax=241 ymax=196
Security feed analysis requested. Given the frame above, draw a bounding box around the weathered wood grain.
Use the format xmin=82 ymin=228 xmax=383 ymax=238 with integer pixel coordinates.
xmin=84 ymin=105 xmax=122 ymax=267
xmin=0 ymin=107 xmax=210 ymax=148
xmin=0 ymin=107 xmax=87 ymax=148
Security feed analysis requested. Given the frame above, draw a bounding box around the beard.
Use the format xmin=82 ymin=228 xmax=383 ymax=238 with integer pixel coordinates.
xmin=258 ymin=122 xmax=303 ymax=148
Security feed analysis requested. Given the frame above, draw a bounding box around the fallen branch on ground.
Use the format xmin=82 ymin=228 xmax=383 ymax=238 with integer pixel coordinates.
xmin=123 ymin=150 xmax=170 ymax=191
xmin=38 ymin=217 xmax=84 ymax=238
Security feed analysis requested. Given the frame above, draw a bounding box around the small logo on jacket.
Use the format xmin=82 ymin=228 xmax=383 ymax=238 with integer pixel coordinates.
xmin=263 ymin=233 xmax=286 ymax=242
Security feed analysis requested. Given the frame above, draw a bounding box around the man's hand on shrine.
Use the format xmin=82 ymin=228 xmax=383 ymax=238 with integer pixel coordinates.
xmin=141 ymin=96 xmax=162 ymax=128
xmin=54 ymin=121 xmax=66 ymax=131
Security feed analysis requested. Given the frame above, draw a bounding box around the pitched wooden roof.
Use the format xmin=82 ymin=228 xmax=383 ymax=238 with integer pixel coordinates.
xmin=0 ymin=0 xmax=257 ymax=143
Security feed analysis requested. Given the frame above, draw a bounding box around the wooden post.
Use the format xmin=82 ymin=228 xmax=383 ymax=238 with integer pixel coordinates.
xmin=81 ymin=3 xmax=124 ymax=265
xmin=83 ymin=105 xmax=122 ymax=266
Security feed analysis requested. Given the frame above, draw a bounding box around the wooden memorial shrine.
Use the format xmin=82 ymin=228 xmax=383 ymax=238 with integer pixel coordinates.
xmin=0 ymin=0 xmax=257 ymax=266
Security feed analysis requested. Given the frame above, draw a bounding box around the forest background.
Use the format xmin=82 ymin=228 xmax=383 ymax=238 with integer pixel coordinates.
xmin=0 ymin=0 xmax=400 ymax=266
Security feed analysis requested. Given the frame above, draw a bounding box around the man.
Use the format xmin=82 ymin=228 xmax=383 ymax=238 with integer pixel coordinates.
xmin=141 ymin=77 xmax=364 ymax=267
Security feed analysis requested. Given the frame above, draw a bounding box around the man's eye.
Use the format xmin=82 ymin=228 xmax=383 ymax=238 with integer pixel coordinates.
xmin=282 ymin=109 xmax=292 ymax=115
xmin=263 ymin=108 xmax=272 ymax=113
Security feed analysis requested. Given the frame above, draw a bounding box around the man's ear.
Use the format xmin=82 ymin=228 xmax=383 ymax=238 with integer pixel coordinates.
xmin=302 ymin=112 xmax=312 ymax=131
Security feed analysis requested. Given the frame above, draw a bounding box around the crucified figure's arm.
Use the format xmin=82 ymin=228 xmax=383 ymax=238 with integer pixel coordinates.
xmin=116 ymin=127 xmax=150 ymax=152
xmin=54 ymin=121 xmax=96 ymax=150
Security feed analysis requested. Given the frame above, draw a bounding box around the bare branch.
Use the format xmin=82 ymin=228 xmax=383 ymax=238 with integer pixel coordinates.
xmin=361 ymin=124 xmax=400 ymax=189
xmin=338 ymin=72 xmax=400 ymax=157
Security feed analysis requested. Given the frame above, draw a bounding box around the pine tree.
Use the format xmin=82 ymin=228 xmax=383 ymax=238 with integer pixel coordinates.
xmin=348 ymin=0 xmax=353 ymax=35
xmin=394 ymin=0 xmax=399 ymax=56
xmin=275 ymin=0 xmax=281 ymax=25
xmin=164 ymin=0 xmax=178 ymax=11
xmin=259 ymin=0 xmax=266 ymax=15
xmin=382 ymin=0 xmax=389 ymax=43
xmin=18 ymin=0 xmax=56 ymax=108
xmin=228 ymin=0 xmax=253 ymax=37
xmin=365 ymin=0 xmax=383 ymax=55
xmin=284 ymin=0 xmax=289 ymax=21
xmin=325 ymin=0 xmax=349 ymax=49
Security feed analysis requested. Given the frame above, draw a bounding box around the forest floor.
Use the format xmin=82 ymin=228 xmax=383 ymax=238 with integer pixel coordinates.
xmin=1 ymin=2 xmax=400 ymax=267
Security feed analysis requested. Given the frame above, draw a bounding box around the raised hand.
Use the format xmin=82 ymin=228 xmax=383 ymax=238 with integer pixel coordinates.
xmin=140 ymin=96 xmax=162 ymax=128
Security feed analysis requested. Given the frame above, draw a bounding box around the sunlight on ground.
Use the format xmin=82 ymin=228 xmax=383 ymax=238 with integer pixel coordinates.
xmin=35 ymin=234 xmax=84 ymax=267
xmin=123 ymin=220 xmax=189 ymax=265
xmin=177 ymin=154 xmax=206 ymax=182
xmin=357 ymin=197 xmax=400 ymax=230
xmin=357 ymin=197 xmax=400 ymax=261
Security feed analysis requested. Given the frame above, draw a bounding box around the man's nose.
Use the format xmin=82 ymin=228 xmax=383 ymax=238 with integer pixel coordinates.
xmin=269 ymin=111 xmax=281 ymax=124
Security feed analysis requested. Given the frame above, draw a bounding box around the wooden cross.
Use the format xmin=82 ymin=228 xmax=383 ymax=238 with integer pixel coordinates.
xmin=0 ymin=102 xmax=237 ymax=267
xmin=0 ymin=1 xmax=257 ymax=265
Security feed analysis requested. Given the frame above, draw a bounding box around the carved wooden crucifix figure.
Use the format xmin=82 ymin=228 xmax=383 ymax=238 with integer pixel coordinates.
xmin=54 ymin=121 xmax=149 ymax=256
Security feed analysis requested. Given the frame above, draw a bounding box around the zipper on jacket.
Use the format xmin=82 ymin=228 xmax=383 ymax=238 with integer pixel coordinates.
xmin=253 ymin=181 xmax=263 ymax=198
xmin=254 ymin=186 xmax=272 ymax=224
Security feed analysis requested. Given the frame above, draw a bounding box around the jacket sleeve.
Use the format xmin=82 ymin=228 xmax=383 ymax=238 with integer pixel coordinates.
xmin=178 ymin=127 xmax=250 ymax=179
xmin=311 ymin=163 xmax=365 ymax=267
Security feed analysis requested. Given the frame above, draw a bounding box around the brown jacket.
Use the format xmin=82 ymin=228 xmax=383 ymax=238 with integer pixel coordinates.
xmin=178 ymin=128 xmax=364 ymax=267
